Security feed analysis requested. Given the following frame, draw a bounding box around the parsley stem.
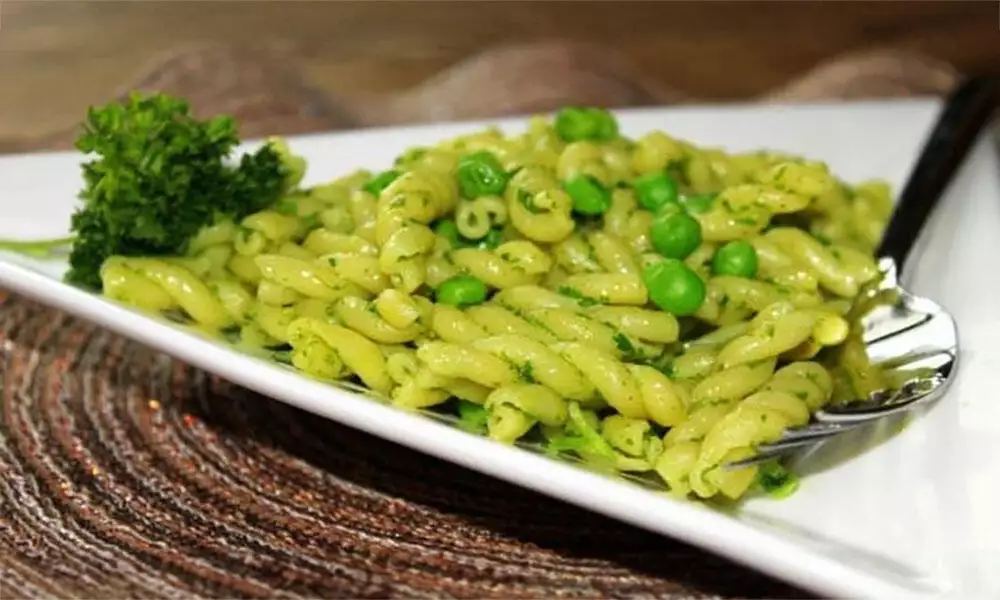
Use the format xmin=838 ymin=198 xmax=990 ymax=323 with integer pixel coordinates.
xmin=0 ymin=236 xmax=75 ymax=258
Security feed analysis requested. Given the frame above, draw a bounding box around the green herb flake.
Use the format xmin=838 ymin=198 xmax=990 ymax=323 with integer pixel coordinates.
xmin=546 ymin=435 xmax=591 ymax=455
xmin=219 ymin=325 xmax=241 ymax=344
xmin=299 ymin=213 xmax=321 ymax=231
xmin=516 ymin=361 xmax=536 ymax=383
xmin=456 ymin=401 xmax=489 ymax=434
xmin=613 ymin=332 xmax=635 ymax=353
xmin=557 ymin=285 xmax=600 ymax=307
xmin=274 ymin=198 xmax=299 ymax=215
xmin=756 ymin=462 xmax=800 ymax=499
xmin=660 ymin=362 xmax=676 ymax=378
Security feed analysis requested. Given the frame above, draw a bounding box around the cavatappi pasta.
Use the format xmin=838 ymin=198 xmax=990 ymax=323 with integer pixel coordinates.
xmin=99 ymin=107 xmax=893 ymax=502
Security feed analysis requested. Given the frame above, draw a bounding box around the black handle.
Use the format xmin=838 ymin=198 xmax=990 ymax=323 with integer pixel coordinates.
xmin=876 ymin=76 xmax=999 ymax=271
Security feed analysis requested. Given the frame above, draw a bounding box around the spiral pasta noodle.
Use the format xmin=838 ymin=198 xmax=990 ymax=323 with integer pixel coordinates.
xmin=98 ymin=106 xmax=895 ymax=503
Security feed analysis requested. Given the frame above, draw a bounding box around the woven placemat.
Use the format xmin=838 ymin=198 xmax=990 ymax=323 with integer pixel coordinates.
xmin=0 ymin=42 xmax=961 ymax=599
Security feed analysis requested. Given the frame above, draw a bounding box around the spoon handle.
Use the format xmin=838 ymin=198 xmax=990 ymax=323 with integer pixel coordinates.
xmin=877 ymin=76 xmax=999 ymax=271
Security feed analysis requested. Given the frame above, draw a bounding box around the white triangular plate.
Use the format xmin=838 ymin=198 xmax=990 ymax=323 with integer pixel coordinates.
xmin=2 ymin=99 xmax=998 ymax=599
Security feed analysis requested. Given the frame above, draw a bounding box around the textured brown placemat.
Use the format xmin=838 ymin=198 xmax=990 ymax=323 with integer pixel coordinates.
xmin=0 ymin=42 xmax=961 ymax=600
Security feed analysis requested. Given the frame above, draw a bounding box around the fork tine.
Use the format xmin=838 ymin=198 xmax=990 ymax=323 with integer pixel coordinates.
xmin=865 ymin=303 xmax=958 ymax=364
xmin=722 ymin=423 xmax=864 ymax=469
xmin=873 ymin=348 xmax=954 ymax=373
xmin=862 ymin=306 xmax=931 ymax=347
xmin=721 ymin=373 xmax=945 ymax=470
xmin=723 ymin=448 xmax=791 ymax=469
xmin=814 ymin=375 xmax=946 ymax=425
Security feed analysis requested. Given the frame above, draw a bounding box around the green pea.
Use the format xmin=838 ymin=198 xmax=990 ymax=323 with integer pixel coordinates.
xmin=554 ymin=107 xmax=619 ymax=142
xmin=634 ymin=172 xmax=679 ymax=212
xmin=712 ymin=240 xmax=759 ymax=278
xmin=650 ymin=212 xmax=702 ymax=259
xmin=591 ymin=109 xmax=619 ymax=141
xmin=642 ymin=259 xmax=706 ymax=316
xmin=362 ymin=170 xmax=401 ymax=196
xmin=434 ymin=219 xmax=464 ymax=248
xmin=680 ymin=192 xmax=716 ymax=214
xmin=477 ymin=228 xmax=504 ymax=250
xmin=436 ymin=275 xmax=488 ymax=307
xmin=564 ymin=175 xmax=611 ymax=216
xmin=456 ymin=151 xmax=508 ymax=198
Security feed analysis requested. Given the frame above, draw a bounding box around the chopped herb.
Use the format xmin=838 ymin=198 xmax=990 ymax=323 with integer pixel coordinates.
xmin=546 ymin=434 xmax=592 ymax=455
xmin=456 ymin=401 xmax=489 ymax=434
xmin=564 ymin=402 xmax=617 ymax=460
xmin=236 ymin=225 xmax=254 ymax=242
xmin=557 ymin=286 xmax=600 ymax=307
xmin=756 ymin=461 xmax=800 ymax=499
xmin=814 ymin=233 xmax=833 ymax=246
xmin=509 ymin=307 xmax=559 ymax=337
xmin=274 ymin=198 xmax=299 ymax=215
xmin=612 ymin=332 xmax=643 ymax=362
xmin=363 ymin=170 xmax=401 ymax=197
xmin=219 ymin=325 xmax=241 ymax=344
xmin=299 ymin=212 xmax=321 ymax=231
xmin=272 ymin=349 xmax=293 ymax=364
xmin=516 ymin=361 xmax=536 ymax=383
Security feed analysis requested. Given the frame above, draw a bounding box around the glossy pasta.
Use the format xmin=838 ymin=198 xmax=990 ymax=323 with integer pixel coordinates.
xmin=98 ymin=108 xmax=894 ymax=503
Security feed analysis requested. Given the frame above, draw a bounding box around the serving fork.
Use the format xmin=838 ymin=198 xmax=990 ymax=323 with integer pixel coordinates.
xmin=729 ymin=76 xmax=998 ymax=468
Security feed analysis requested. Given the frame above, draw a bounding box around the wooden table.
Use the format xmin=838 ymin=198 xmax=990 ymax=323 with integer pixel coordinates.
xmin=2 ymin=0 xmax=997 ymax=141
